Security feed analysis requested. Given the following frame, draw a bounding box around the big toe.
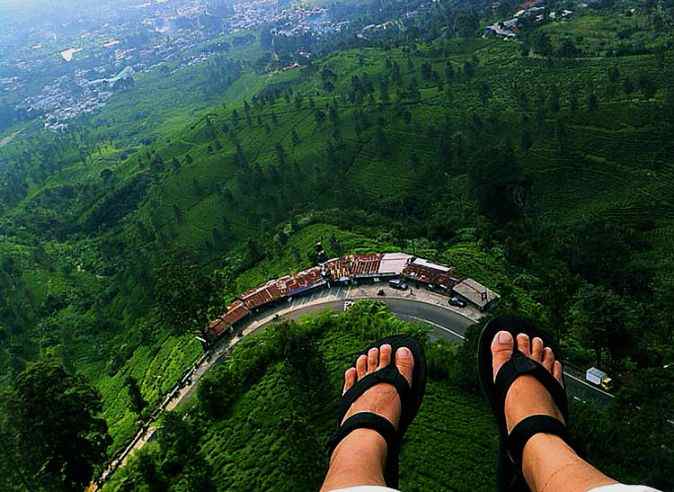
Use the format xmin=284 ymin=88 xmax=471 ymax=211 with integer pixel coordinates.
xmin=492 ymin=330 xmax=514 ymax=381
xmin=395 ymin=347 xmax=415 ymax=387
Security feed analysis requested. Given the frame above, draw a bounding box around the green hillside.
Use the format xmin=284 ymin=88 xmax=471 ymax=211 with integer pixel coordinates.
xmin=0 ymin=0 xmax=673 ymax=489
xmin=102 ymin=303 xmax=500 ymax=492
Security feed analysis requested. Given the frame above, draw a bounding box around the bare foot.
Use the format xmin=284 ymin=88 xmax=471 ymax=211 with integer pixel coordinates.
xmin=491 ymin=331 xmax=565 ymax=434
xmin=340 ymin=344 xmax=415 ymax=430
xmin=320 ymin=344 xmax=415 ymax=491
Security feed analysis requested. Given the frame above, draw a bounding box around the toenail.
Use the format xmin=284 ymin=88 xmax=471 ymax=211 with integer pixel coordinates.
xmin=498 ymin=331 xmax=511 ymax=343
xmin=397 ymin=347 xmax=411 ymax=357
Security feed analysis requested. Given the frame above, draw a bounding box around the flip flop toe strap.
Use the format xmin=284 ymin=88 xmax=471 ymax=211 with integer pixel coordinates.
xmin=327 ymin=412 xmax=398 ymax=455
xmin=494 ymin=351 xmax=569 ymax=420
xmin=337 ymin=365 xmax=411 ymax=422
xmin=506 ymin=415 xmax=570 ymax=466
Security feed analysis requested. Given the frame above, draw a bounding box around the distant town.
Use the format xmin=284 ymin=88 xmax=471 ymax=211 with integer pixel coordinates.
xmin=0 ymin=0 xmax=350 ymax=132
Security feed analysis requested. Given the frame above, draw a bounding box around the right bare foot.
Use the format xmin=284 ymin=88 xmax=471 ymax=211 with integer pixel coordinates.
xmin=340 ymin=344 xmax=415 ymax=431
xmin=491 ymin=331 xmax=565 ymax=434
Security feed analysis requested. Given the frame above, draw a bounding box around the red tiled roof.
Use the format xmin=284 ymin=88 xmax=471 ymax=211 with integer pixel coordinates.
xmin=279 ymin=266 xmax=326 ymax=295
xmin=240 ymin=280 xmax=283 ymax=309
xmin=402 ymin=263 xmax=461 ymax=289
xmin=324 ymin=254 xmax=383 ymax=280
xmin=205 ymin=253 xmax=473 ymax=340
xmin=219 ymin=300 xmax=250 ymax=327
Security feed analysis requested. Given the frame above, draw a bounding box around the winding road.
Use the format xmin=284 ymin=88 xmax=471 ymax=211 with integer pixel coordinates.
xmin=272 ymin=293 xmax=614 ymax=406
xmin=93 ymin=284 xmax=613 ymax=489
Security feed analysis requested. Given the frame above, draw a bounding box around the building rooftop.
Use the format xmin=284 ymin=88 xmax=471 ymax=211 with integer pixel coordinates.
xmin=411 ymin=257 xmax=451 ymax=273
xmin=452 ymin=278 xmax=500 ymax=309
xmin=378 ymin=253 xmax=413 ymax=275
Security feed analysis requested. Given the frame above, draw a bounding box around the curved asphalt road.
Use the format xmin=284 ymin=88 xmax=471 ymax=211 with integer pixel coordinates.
xmin=95 ymin=294 xmax=614 ymax=489
xmin=268 ymin=297 xmax=613 ymax=407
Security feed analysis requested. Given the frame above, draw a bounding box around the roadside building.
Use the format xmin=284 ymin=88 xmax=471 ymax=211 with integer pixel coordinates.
xmin=452 ymin=278 xmax=500 ymax=311
xmin=377 ymin=253 xmax=413 ymax=277
xmin=208 ymin=300 xmax=250 ymax=338
xmin=402 ymin=257 xmax=461 ymax=292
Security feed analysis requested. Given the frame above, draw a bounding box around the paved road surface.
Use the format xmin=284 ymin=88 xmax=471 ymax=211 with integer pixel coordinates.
xmin=273 ymin=296 xmax=613 ymax=407
xmin=94 ymin=288 xmax=613 ymax=489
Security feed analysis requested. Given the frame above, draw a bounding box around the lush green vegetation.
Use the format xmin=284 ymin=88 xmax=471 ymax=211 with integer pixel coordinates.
xmin=102 ymin=302 xmax=500 ymax=492
xmin=0 ymin=0 xmax=673 ymax=489
xmin=103 ymin=303 xmax=674 ymax=491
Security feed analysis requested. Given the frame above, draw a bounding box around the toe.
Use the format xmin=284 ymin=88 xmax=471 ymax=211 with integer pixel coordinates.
xmin=492 ymin=330 xmax=514 ymax=381
xmin=542 ymin=347 xmax=554 ymax=371
xmin=553 ymin=361 xmax=563 ymax=386
xmin=378 ymin=344 xmax=392 ymax=369
xmin=531 ymin=337 xmax=544 ymax=362
xmin=517 ymin=333 xmax=531 ymax=357
xmin=367 ymin=347 xmax=379 ymax=374
xmin=342 ymin=368 xmax=357 ymax=394
xmin=395 ymin=347 xmax=415 ymax=387
xmin=356 ymin=354 xmax=367 ymax=379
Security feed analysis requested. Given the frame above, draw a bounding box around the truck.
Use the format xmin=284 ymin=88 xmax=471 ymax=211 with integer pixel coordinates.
xmin=585 ymin=367 xmax=612 ymax=390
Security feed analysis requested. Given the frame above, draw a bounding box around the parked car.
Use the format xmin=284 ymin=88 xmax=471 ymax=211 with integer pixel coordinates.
xmin=448 ymin=296 xmax=467 ymax=308
xmin=388 ymin=279 xmax=408 ymax=290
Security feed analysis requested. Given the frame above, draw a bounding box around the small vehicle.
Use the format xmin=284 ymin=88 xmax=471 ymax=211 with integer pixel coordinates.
xmin=448 ymin=296 xmax=466 ymax=308
xmin=585 ymin=367 xmax=612 ymax=391
xmin=388 ymin=279 xmax=408 ymax=290
xmin=377 ymin=289 xmax=386 ymax=296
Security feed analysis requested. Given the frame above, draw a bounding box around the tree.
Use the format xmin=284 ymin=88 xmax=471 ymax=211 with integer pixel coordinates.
xmin=173 ymin=205 xmax=184 ymax=225
xmin=125 ymin=375 xmax=147 ymax=415
xmin=533 ymin=32 xmax=552 ymax=57
xmin=455 ymin=11 xmax=479 ymax=37
xmin=197 ymin=365 xmax=238 ymax=418
xmin=587 ymin=92 xmax=599 ymax=111
xmin=478 ymin=81 xmax=491 ymax=106
xmin=638 ymin=75 xmax=657 ymax=99
xmin=469 ymin=143 xmax=528 ymax=223
xmin=100 ymin=168 xmax=114 ymax=184
xmin=444 ymin=62 xmax=455 ymax=82
xmin=154 ymin=253 xmax=224 ymax=335
xmin=570 ymin=284 xmax=636 ymax=366
xmin=451 ymin=323 xmax=481 ymax=391
xmin=623 ymin=76 xmax=635 ymax=95
xmin=275 ymin=142 xmax=287 ymax=166
xmin=569 ymin=88 xmax=579 ymax=112
xmin=549 ymin=85 xmax=561 ymax=113
xmin=6 ymin=359 xmax=111 ymax=490
xmin=608 ymin=65 xmax=621 ymax=83
xmin=463 ymin=61 xmax=475 ymax=78
xmin=520 ymin=126 xmax=533 ymax=152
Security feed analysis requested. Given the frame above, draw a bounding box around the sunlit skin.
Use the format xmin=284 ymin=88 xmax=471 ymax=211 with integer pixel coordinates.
xmin=321 ymin=333 xmax=620 ymax=492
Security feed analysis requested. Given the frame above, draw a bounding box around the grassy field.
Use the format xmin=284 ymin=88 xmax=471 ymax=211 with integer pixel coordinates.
xmin=0 ymin=2 xmax=672 ymax=486
xmin=104 ymin=303 xmax=499 ymax=492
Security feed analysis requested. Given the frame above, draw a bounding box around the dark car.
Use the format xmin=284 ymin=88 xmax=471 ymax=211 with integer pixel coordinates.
xmin=388 ymin=279 xmax=408 ymax=290
xmin=448 ymin=296 xmax=467 ymax=308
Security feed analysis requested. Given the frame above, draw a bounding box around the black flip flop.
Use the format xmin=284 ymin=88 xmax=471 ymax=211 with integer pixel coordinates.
xmin=478 ymin=316 xmax=571 ymax=492
xmin=327 ymin=335 xmax=427 ymax=489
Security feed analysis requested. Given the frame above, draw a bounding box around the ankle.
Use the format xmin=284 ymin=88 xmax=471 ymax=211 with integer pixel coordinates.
xmin=322 ymin=429 xmax=388 ymax=491
xmin=330 ymin=428 xmax=388 ymax=471
xmin=522 ymin=434 xmax=616 ymax=492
